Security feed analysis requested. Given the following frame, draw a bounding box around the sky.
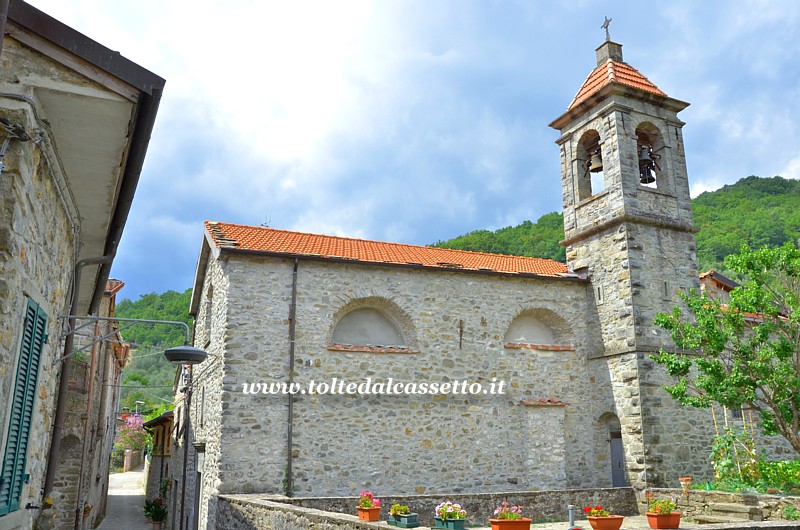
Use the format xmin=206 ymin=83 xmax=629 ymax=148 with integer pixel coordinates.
xmin=26 ymin=0 xmax=800 ymax=302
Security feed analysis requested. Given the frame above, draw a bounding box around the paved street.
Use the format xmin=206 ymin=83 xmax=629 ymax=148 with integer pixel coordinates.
xmin=96 ymin=470 xmax=151 ymax=530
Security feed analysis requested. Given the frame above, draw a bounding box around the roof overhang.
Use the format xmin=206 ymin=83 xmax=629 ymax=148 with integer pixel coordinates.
xmin=5 ymin=1 xmax=165 ymax=314
xmin=549 ymin=82 xmax=689 ymax=131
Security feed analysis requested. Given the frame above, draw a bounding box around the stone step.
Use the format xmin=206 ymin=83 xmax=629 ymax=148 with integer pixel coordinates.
xmin=708 ymin=503 xmax=763 ymax=520
xmin=691 ymin=514 xmax=747 ymax=525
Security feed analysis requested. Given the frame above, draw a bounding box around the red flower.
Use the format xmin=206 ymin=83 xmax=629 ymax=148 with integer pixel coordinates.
xmin=584 ymin=507 xmax=591 ymax=513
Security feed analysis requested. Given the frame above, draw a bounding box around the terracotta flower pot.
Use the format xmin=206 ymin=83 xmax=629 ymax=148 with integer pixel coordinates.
xmin=357 ymin=506 xmax=382 ymax=521
xmin=646 ymin=512 xmax=681 ymax=529
xmin=587 ymin=515 xmax=624 ymax=530
xmin=489 ymin=517 xmax=533 ymax=530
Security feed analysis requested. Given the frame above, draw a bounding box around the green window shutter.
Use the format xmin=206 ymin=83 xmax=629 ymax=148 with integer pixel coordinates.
xmin=0 ymin=298 xmax=47 ymax=516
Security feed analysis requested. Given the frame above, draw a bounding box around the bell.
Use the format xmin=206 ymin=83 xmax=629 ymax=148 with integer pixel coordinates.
xmin=589 ymin=152 xmax=603 ymax=173
xmin=639 ymin=166 xmax=656 ymax=184
xmin=639 ymin=146 xmax=652 ymax=163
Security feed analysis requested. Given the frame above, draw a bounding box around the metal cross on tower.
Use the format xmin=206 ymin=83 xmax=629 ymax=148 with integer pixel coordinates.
xmin=602 ymin=16 xmax=612 ymax=41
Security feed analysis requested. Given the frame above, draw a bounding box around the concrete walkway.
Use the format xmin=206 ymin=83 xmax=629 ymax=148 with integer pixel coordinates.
xmin=96 ymin=470 xmax=151 ymax=530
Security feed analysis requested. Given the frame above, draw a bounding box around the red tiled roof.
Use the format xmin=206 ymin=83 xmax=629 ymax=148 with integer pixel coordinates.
xmin=568 ymin=60 xmax=666 ymax=110
xmin=205 ymin=221 xmax=571 ymax=279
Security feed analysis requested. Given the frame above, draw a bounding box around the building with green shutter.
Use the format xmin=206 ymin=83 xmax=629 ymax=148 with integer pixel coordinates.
xmin=0 ymin=2 xmax=163 ymax=528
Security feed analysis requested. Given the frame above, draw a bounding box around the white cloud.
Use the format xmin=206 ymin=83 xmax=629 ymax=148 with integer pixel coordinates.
xmin=23 ymin=0 xmax=800 ymax=299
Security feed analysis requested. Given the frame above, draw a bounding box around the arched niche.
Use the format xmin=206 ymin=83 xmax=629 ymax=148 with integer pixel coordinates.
xmin=329 ymin=297 xmax=417 ymax=352
xmin=503 ymin=308 xmax=573 ymax=349
xmin=332 ymin=308 xmax=404 ymax=346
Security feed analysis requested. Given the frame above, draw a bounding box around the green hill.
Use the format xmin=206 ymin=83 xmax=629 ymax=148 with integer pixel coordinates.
xmin=434 ymin=176 xmax=800 ymax=274
xmin=114 ymin=288 xmax=193 ymax=414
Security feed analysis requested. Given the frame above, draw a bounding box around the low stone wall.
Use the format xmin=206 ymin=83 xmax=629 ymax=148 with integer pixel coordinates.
xmin=648 ymin=488 xmax=800 ymax=522
xmin=217 ymin=496 xmax=390 ymax=530
xmin=223 ymin=488 xmax=637 ymax=527
xmin=217 ymin=492 xmax=800 ymax=530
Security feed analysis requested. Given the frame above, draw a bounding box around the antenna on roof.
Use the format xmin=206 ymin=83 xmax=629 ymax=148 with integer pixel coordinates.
xmin=260 ymin=212 xmax=271 ymax=228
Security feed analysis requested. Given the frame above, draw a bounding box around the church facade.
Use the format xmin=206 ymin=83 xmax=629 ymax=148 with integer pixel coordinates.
xmin=178 ymin=40 xmax=716 ymax=530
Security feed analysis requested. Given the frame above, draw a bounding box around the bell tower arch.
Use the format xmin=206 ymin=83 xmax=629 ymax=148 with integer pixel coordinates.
xmin=550 ymin=37 xmax=703 ymax=489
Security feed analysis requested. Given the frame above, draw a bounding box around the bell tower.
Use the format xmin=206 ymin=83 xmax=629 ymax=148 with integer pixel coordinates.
xmin=550 ymin=36 xmax=703 ymax=488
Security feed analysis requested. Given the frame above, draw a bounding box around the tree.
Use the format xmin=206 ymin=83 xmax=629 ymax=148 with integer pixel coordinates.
xmin=652 ymin=242 xmax=800 ymax=455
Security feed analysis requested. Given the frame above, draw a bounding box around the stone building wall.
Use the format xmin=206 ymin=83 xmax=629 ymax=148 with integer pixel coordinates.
xmin=183 ymin=246 xmax=686 ymax=530
xmin=50 ymin=291 xmax=127 ymax=529
xmin=0 ymin=73 xmax=76 ymax=530
xmin=171 ymin=255 xmax=230 ymax=530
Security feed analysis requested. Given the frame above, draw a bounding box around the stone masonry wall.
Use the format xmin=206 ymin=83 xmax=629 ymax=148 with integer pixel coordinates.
xmin=647 ymin=488 xmax=800 ymax=522
xmin=0 ymin=89 xmax=76 ymax=530
xmin=218 ymin=487 xmax=639 ymax=529
xmin=175 ymin=255 xmax=230 ymax=530
xmin=191 ymin=250 xmax=660 ymax=514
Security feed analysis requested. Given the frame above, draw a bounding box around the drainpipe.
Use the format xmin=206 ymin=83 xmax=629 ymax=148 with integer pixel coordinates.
xmin=0 ymin=0 xmax=8 ymax=58
xmin=43 ymin=254 xmax=114 ymax=498
xmin=73 ymin=319 xmax=100 ymax=530
xmin=286 ymin=258 xmax=298 ymax=496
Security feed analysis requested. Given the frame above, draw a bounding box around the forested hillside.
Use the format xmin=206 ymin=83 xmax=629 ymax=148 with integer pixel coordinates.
xmin=114 ymin=288 xmax=193 ymax=413
xmin=692 ymin=176 xmax=800 ymax=271
xmin=434 ymin=176 xmax=800 ymax=274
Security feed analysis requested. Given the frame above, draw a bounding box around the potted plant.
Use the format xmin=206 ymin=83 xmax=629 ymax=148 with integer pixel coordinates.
xmin=356 ymin=490 xmax=382 ymax=521
xmin=489 ymin=501 xmax=532 ymax=530
xmin=82 ymin=502 xmax=92 ymax=518
xmin=583 ymin=505 xmax=624 ymax=530
xmin=434 ymin=501 xmax=467 ymax=530
xmin=388 ymin=503 xmax=420 ymax=528
xmin=149 ymin=498 xmax=168 ymax=530
xmin=645 ymin=495 xmax=681 ymax=530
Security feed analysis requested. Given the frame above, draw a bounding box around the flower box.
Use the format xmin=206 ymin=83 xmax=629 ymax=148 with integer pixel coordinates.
xmin=587 ymin=515 xmax=624 ymax=530
xmin=357 ymin=506 xmax=381 ymax=521
xmin=489 ymin=517 xmax=533 ymax=530
xmin=434 ymin=517 xmax=466 ymax=530
xmin=388 ymin=513 xmax=420 ymax=528
xmin=646 ymin=512 xmax=681 ymax=529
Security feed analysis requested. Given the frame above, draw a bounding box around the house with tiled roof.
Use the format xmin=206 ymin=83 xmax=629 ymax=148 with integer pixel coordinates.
xmin=172 ymin=38 xmax=783 ymax=530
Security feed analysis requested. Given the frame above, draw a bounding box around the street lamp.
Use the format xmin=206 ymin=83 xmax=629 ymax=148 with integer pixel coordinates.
xmin=57 ymin=316 xmax=208 ymax=364
xmin=134 ymin=400 xmax=145 ymax=415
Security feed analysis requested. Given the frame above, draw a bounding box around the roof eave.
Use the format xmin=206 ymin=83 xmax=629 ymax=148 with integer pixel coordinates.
xmin=550 ymin=83 xmax=689 ymax=131
xmin=213 ymin=245 xmax=586 ymax=283
xmin=7 ymin=0 xmax=166 ymax=314
xmin=189 ymin=230 xmax=219 ymax=317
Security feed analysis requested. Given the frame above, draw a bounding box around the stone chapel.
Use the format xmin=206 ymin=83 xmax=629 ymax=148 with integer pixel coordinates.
xmin=178 ymin=39 xmax=724 ymax=529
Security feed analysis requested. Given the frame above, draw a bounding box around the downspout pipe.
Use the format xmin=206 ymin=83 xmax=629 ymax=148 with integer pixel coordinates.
xmin=43 ymin=254 xmax=114 ymax=498
xmin=0 ymin=0 xmax=9 ymax=58
xmin=73 ymin=320 xmax=100 ymax=530
xmin=286 ymin=258 xmax=298 ymax=497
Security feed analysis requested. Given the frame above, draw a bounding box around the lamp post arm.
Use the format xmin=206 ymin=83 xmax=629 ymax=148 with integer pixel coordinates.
xmin=58 ymin=315 xmax=192 ymax=345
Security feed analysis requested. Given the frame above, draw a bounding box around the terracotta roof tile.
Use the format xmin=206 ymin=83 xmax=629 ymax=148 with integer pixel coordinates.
xmin=205 ymin=221 xmax=570 ymax=279
xmin=568 ymin=60 xmax=666 ymax=110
